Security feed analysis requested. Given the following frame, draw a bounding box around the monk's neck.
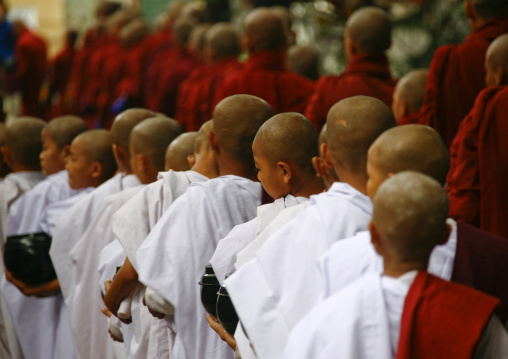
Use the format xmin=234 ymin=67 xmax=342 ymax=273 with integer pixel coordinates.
xmin=383 ymin=259 xmax=428 ymax=278
xmin=218 ymin=159 xmax=257 ymax=181
xmin=334 ymin=169 xmax=368 ymax=196
xmin=291 ymin=174 xmax=325 ymax=198
xmin=191 ymin=161 xmax=219 ymax=180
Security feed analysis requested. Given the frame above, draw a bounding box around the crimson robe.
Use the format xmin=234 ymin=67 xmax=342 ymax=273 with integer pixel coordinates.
xmin=447 ymin=86 xmax=508 ymax=238
xmin=304 ymin=53 xmax=396 ymax=131
xmin=15 ymin=28 xmax=47 ymax=118
xmin=48 ymin=43 xmax=75 ymax=117
xmin=143 ymin=43 xmax=172 ymax=112
xmin=418 ymin=17 xmax=508 ymax=147
xmin=216 ymin=50 xmax=314 ymax=114
xmin=398 ymin=112 xmax=419 ymax=126
xmin=397 ymin=271 xmax=499 ymax=359
xmin=176 ymin=58 xmax=243 ymax=131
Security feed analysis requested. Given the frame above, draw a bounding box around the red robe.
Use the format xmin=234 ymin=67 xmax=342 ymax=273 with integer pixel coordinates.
xmin=216 ymin=50 xmax=315 ymax=115
xmin=418 ymin=17 xmax=508 ymax=147
xmin=447 ymin=86 xmax=508 ymax=238
xmin=304 ymin=53 xmax=396 ymax=131
xmin=15 ymin=28 xmax=47 ymax=118
xmin=48 ymin=43 xmax=75 ymax=117
xmin=176 ymin=58 xmax=243 ymax=131
xmin=143 ymin=43 xmax=172 ymax=112
xmin=397 ymin=271 xmax=499 ymax=359
xmin=398 ymin=112 xmax=419 ymax=126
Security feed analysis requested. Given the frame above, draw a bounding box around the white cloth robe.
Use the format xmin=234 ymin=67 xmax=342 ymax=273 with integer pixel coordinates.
xmin=283 ymin=271 xmax=508 ymax=359
xmin=136 ymin=175 xmax=262 ymax=359
xmin=318 ymin=218 xmax=459 ymax=298
xmin=68 ymin=186 xmax=145 ymax=359
xmin=0 ymin=171 xmax=44 ymax=359
xmin=210 ymin=195 xmax=308 ymax=285
xmin=1 ymin=187 xmax=92 ymax=359
xmin=225 ymin=182 xmax=373 ymax=359
xmin=112 ymin=170 xmax=209 ymax=359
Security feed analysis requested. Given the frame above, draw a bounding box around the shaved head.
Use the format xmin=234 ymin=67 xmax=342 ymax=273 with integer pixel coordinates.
xmin=327 ymin=96 xmax=395 ymax=175
xmin=393 ymin=69 xmax=428 ymax=114
xmin=345 ymin=7 xmax=391 ymax=53
xmin=165 ymin=132 xmax=198 ymax=171
xmin=287 ymin=45 xmax=320 ymax=81
xmin=189 ymin=23 xmax=211 ymax=55
xmin=75 ymin=130 xmax=117 ymax=181
xmin=213 ymin=95 xmax=273 ymax=161
xmin=195 ymin=120 xmax=213 ymax=153
xmin=470 ymin=0 xmax=508 ymax=19
xmin=206 ymin=23 xmax=240 ymax=60
xmin=254 ymin=113 xmax=318 ymax=173
xmin=369 ymin=125 xmax=449 ymax=186
xmin=244 ymin=8 xmax=286 ymax=52
xmin=111 ymin=108 xmax=155 ymax=150
xmin=44 ymin=116 xmax=88 ymax=149
xmin=5 ymin=118 xmax=45 ymax=169
xmin=130 ymin=117 xmax=183 ymax=171
xmin=486 ymin=33 xmax=508 ymax=82
xmin=173 ymin=17 xmax=197 ymax=45
xmin=372 ymin=171 xmax=449 ymax=262
xmin=120 ymin=18 xmax=148 ymax=47
xmin=318 ymin=123 xmax=329 ymax=147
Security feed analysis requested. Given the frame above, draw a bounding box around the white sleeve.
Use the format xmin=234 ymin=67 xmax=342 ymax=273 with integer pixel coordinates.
xmin=474 ymin=315 xmax=508 ymax=359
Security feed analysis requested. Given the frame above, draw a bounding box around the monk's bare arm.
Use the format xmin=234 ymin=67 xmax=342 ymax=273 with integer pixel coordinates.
xmin=4 ymin=268 xmax=60 ymax=297
xmin=103 ymin=257 xmax=138 ymax=319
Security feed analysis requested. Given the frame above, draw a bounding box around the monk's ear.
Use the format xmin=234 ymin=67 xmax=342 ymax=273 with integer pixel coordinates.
xmin=208 ymin=131 xmax=219 ymax=153
xmin=493 ymin=67 xmax=504 ymax=86
xmin=312 ymin=156 xmax=326 ymax=178
xmin=1 ymin=146 xmax=13 ymax=168
xmin=321 ymin=144 xmax=334 ymax=169
xmin=112 ymin=144 xmax=127 ymax=166
xmin=277 ymin=161 xmax=292 ymax=184
xmin=90 ymin=161 xmax=103 ymax=180
xmin=59 ymin=144 xmax=71 ymax=162
xmin=187 ymin=154 xmax=196 ymax=168
xmin=369 ymin=221 xmax=383 ymax=256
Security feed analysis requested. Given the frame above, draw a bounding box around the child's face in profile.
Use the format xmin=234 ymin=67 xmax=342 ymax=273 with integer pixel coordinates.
xmin=40 ymin=130 xmax=66 ymax=176
xmin=66 ymin=138 xmax=94 ymax=189
xmin=253 ymin=140 xmax=288 ymax=200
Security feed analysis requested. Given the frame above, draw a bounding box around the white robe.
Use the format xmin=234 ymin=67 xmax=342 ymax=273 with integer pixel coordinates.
xmin=113 ymin=170 xmax=209 ymax=359
xmin=68 ymin=186 xmax=145 ymax=359
xmin=136 ymin=175 xmax=262 ymax=359
xmin=0 ymin=171 xmax=44 ymax=359
xmin=225 ymin=182 xmax=373 ymax=359
xmin=210 ymin=195 xmax=308 ymax=284
xmin=283 ymin=271 xmax=508 ymax=359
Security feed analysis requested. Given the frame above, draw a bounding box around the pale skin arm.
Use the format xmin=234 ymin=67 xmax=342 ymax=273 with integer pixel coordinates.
xmin=206 ymin=313 xmax=237 ymax=350
xmin=4 ymin=268 xmax=60 ymax=297
xmin=103 ymin=257 xmax=138 ymax=324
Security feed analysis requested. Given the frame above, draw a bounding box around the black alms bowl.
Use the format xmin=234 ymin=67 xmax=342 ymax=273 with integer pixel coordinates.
xmin=4 ymin=232 xmax=57 ymax=287
xmin=216 ymin=284 xmax=239 ymax=336
xmin=199 ymin=265 xmax=220 ymax=317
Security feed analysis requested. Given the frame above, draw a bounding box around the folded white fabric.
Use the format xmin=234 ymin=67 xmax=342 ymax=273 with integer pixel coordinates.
xmin=144 ymin=287 xmax=175 ymax=315
xmin=109 ymin=316 xmax=123 ymax=341
xmin=117 ymin=295 xmax=132 ymax=320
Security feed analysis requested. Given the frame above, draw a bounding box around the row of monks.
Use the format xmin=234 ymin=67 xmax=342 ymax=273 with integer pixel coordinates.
xmin=0 ymin=0 xmax=507 ymax=358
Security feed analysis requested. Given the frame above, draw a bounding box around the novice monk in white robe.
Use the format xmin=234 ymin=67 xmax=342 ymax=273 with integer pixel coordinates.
xmin=68 ymin=117 xmax=183 ymax=359
xmin=103 ymin=122 xmax=218 ymax=359
xmin=129 ymin=95 xmax=273 ymax=359
xmin=225 ymin=96 xmax=396 ymax=359
xmin=6 ymin=116 xmax=88 ymax=235
xmin=0 ymin=118 xmax=45 ymax=359
xmin=283 ymin=172 xmax=508 ymax=359
xmin=2 ymin=130 xmax=117 ymax=359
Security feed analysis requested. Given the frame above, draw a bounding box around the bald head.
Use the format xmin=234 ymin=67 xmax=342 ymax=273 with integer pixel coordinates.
xmin=165 ymin=132 xmax=197 ymax=172
xmin=206 ymin=23 xmax=240 ymax=60
xmin=369 ymin=125 xmax=449 ymax=186
xmin=74 ymin=130 xmax=117 ymax=181
xmin=318 ymin=123 xmax=328 ymax=147
xmin=393 ymin=69 xmax=428 ymax=121
xmin=44 ymin=116 xmax=88 ymax=149
xmin=111 ymin=108 xmax=155 ymax=150
xmin=287 ymin=45 xmax=320 ymax=81
xmin=106 ymin=9 xmax=137 ymax=34
xmin=195 ymin=120 xmax=213 ymax=153
xmin=345 ymin=7 xmax=391 ymax=54
xmin=173 ymin=17 xmax=197 ymax=45
xmin=470 ymin=0 xmax=508 ymax=19
xmin=120 ymin=18 xmax=148 ymax=47
xmin=327 ymin=96 xmax=395 ymax=175
xmin=244 ymin=8 xmax=286 ymax=52
xmin=5 ymin=118 xmax=45 ymax=169
xmin=372 ymin=172 xmax=449 ymax=262
xmin=213 ymin=95 xmax=273 ymax=162
xmin=486 ymin=34 xmax=508 ymax=85
xmin=254 ymin=113 xmax=318 ymax=174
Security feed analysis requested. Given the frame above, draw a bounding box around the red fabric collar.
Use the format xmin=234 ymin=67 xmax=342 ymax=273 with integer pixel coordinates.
xmin=468 ymin=17 xmax=508 ymax=43
xmin=245 ymin=50 xmax=287 ymax=72
xmin=344 ymin=53 xmax=393 ymax=80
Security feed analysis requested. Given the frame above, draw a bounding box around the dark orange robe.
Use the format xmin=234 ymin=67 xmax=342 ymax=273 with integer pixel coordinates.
xmin=418 ymin=17 xmax=508 ymax=147
xmin=304 ymin=53 xmax=396 ymax=131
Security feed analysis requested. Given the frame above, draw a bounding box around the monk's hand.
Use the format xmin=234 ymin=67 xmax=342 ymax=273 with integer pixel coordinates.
xmin=101 ymin=307 xmax=112 ymax=318
xmin=142 ymin=295 xmax=165 ymax=320
xmin=5 ymin=268 xmax=59 ymax=297
xmin=206 ymin=313 xmax=237 ymax=350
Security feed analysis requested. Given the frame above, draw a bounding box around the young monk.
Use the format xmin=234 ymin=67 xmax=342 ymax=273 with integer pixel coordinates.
xmin=127 ymin=95 xmax=272 ymax=359
xmin=284 ymin=172 xmax=508 ymax=359
xmin=104 ymin=120 xmax=218 ymax=359
xmin=419 ymin=0 xmax=508 ymax=146
xmin=391 ymin=69 xmax=428 ymax=125
xmin=164 ymin=131 xmax=198 ymax=171
xmin=216 ymin=8 xmax=315 ymax=114
xmin=225 ymin=95 xmax=395 ymax=359
xmin=6 ymin=116 xmax=88 ymax=236
xmin=311 ymin=123 xmax=339 ymax=191
xmin=2 ymin=129 xmax=116 ymax=359
xmin=304 ymin=7 xmax=397 ymax=131
xmin=68 ymin=117 xmax=183 ymax=359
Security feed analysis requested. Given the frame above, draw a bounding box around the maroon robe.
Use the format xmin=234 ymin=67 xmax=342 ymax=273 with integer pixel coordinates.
xmin=397 ymin=271 xmax=499 ymax=359
xmin=216 ymin=50 xmax=314 ymax=114
xmin=304 ymin=53 xmax=396 ymax=131
xmin=176 ymin=58 xmax=243 ymax=131
xmin=398 ymin=112 xmax=419 ymax=126
xmin=447 ymin=86 xmax=508 ymax=238
xmin=418 ymin=17 xmax=508 ymax=147
xmin=15 ymin=28 xmax=47 ymax=118
xmin=48 ymin=43 xmax=75 ymax=117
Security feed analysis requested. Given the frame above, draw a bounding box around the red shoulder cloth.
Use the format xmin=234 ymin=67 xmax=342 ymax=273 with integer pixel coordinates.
xmin=396 ymin=271 xmax=499 ymax=359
